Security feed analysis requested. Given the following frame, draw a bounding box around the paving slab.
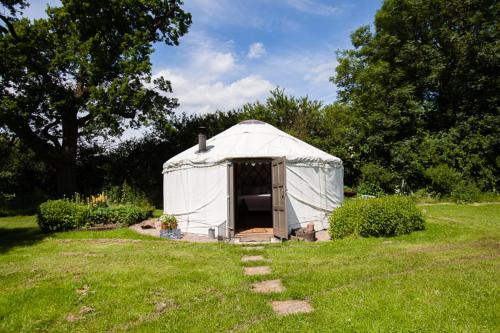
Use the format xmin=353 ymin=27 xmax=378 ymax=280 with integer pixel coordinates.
xmin=242 ymin=246 xmax=265 ymax=251
xmin=271 ymin=300 xmax=313 ymax=315
xmin=243 ymin=266 xmax=271 ymax=276
xmin=251 ymin=279 xmax=285 ymax=293
xmin=241 ymin=255 xmax=269 ymax=262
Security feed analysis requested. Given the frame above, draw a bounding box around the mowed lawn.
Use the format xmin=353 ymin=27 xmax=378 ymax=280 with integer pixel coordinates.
xmin=0 ymin=204 xmax=498 ymax=332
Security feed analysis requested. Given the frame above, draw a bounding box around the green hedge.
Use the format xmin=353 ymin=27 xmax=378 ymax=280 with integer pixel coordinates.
xmin=38 ymin=200 xmax=90 ymax=232
xmin=329 ymin=196 xmax=425 ymax=239
xmin=38 ymin=200 xmax=152 ymax=232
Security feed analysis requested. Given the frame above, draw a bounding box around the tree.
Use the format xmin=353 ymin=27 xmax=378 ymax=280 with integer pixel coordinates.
xmin=333 ymin=0 xmax=499 ymax=191
xmin=0 ymin=0 xmax=191 ymax=195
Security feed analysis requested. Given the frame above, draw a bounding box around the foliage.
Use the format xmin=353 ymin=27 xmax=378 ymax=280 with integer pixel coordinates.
xmin=333 ymin=0 xmax=499 ymax=193
xmin=88 ymin=205 xmax=151 ymax=226
xmin=159 ymin=214 xmax=177 ymax=229
xmin=37 ymin=199 xmax=89 ymax=232
xmin=425 ymin=165 xmax=462 ymax=195
xmin=0 ymin=0 xmax=191 ymax=195
xmin=329 ymin=196 xmax=425 ymax=239
xmin=356 ymin=182 xmax=385 ymax=197
xmin=37 ymin=195 xmax=152 ymax=231
xmin=450 ymin=181 xmax=481 ymax=203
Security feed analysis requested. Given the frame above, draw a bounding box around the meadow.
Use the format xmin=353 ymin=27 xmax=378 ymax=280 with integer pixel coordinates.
xmin=0 ymin=204 xmax=498 ymax=332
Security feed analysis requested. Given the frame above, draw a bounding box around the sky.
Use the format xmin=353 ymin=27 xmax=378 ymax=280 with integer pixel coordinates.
xmin=22 ymin=0 xmax=383 ymax=116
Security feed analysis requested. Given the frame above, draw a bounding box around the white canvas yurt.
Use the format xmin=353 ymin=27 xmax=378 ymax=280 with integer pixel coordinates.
xmin=163 ymin=120 xmax=343 ymax=239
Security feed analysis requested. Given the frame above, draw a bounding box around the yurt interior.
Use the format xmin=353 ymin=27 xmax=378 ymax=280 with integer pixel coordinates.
xmin=233 ymin=159 xmax=273 ymax=236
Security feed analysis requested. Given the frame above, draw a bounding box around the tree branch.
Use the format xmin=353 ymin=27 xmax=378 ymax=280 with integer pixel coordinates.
xmin=40 ymin=120 xmax=61 ymax=148
xmin=0 ymin=14 xmax=18 ymax=39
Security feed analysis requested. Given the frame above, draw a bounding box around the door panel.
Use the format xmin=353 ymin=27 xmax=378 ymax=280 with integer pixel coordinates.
xmin=227 ymin=163 xmax=235 ymax=238
xmin=272 ymin=157 xmax=288 ymax=239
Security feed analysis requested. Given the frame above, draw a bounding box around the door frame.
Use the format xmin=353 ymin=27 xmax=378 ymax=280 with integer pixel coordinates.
xmin=227 ymin=158 xmax=277 ymax=238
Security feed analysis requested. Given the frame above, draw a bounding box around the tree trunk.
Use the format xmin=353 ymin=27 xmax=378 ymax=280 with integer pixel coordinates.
xmin=56 ymin=159 xmax=77 ymax=197
xmin=56 ymin=106 xmax=79 ymax=196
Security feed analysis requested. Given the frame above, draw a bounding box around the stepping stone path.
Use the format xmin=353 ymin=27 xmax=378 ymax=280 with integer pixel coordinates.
xmin=241 ymin=255 xmax=269 ymax=262
xmin=251 ymin=279 xmax=285 ymax=293
xmin=271 ymin=300 xmax=313 ymax=315
xmin=240 ymin=246 xmax=313 ymax=315
xmin=242 ymin=246 xmax=264 ymax=251
xmin=244 ymin=266 xmax=271 ymax=276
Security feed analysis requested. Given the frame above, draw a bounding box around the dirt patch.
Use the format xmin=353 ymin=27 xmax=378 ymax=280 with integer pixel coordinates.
xmin=244 ymin=266 xmax=271 ymax=276
xmin=76 ymin=284 xmax=90 ymax=296
xmin=251 ymin=279 xmax=285 ymax=293
xmin=79 ymin=306 xmax=94 ymax=315
xmin=66 ymin=314 xmax=83 ymax=322
xmin=154 ymin=300 xmax=178 ymax=314
xmin=271 ymin=300 xmax=313 ymax=315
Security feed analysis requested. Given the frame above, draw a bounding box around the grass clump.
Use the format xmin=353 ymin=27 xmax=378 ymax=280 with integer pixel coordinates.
xmin=329 ymin=196 xmax=425 ymax=239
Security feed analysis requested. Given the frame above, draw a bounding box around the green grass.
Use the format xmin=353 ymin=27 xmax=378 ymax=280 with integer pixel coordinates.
xmin=0 ymin=204 xmax=499 ymax=332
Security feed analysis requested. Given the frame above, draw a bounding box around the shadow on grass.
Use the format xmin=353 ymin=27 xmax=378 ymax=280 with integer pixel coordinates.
xmin=0 ymin=225 xmax=50 ymax=254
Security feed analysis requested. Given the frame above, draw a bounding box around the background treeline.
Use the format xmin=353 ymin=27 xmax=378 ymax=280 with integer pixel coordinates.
xmin=1 ymin=0 xmax=498 ymax=214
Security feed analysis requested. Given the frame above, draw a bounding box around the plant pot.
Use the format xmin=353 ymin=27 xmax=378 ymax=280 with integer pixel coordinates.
xmin=160 ymin=228 xmax=181 ymax=239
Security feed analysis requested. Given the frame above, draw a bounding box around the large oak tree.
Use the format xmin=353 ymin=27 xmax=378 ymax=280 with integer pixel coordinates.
xmin=0 ymin=0 xmax=191 ymax=195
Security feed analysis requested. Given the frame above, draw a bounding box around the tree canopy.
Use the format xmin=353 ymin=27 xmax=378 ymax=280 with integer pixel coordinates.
xmin=0 ymin=0 xmax=191 ymax=195
xmin=333 ymin=0 xmax=499 ymax=192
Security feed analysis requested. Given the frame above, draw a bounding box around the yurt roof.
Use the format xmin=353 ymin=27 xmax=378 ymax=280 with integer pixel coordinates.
xmin=163 ymin=120 xmax=342 ymax=171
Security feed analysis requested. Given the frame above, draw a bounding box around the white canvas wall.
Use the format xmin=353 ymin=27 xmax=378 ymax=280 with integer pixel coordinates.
xmin=286 ymin=163 xmax=344 ymax=232
xmin=163 ymin=164 xmax=228 ymax=236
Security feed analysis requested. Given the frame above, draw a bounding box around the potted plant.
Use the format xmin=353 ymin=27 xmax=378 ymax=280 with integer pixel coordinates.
xmin=159 ymin=214 xmax=181 ymax=239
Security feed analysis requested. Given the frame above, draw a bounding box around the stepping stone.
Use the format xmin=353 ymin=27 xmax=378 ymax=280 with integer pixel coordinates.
xmin=244 ymin=266 xmax=271 ymax=276
xmin=241 ymin=255 xmax=269 ymax=262
xmin=271 ymin=300 xmax=313 ymax=315
xmin=251 ymin=279 xmax=285 ymax=293
xmin=242 ymin=246 xmax=264 ymax=251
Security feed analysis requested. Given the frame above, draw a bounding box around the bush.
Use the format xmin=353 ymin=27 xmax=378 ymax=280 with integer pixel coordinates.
xmin=88 ymin=204 xmax=152 ymax=226
xmin=425 ymin=165 xmax=462 ymax=195
xmin=450 ymin=181 xmax=481 ymax=203
xmin=357 ymin=181 xmax=385 ymax=197
xmin=38 ymin=199 xmax=152 ymax=232
xmin=38 ymin=200 xmax=89 ymax=232
xmin=329 ymin=196 xmax=425 ymax=239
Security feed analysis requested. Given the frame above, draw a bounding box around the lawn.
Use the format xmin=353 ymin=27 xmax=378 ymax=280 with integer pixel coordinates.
xmin=0 ymin=204 xmax=498 ymax=332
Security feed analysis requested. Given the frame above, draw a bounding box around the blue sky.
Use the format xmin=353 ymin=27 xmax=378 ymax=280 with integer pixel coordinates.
xmin=23 ymin=0 xmax=382 ymax=115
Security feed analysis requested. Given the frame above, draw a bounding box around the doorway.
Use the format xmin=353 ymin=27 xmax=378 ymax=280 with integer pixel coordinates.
xmin=233 ymin=160 xmax=273 ymax=236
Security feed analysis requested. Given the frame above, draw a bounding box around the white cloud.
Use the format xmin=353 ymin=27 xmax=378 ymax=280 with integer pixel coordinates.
xmin=248 ymin=42 xmax=266 ymax=59
xmin=285 ymin=0 xmax=340 ymax=16
xmin=156 ymin=69 xmax=273 ymax=114
xmin=153 ymin=34 xmax=274 ymax=114
xmin=303 ymin=61 xmax=337 ymax=84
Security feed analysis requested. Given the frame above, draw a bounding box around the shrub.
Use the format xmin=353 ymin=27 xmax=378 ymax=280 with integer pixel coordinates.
xmin=38 ymin=200 xmax=89 ymax=232
xmin=88 ymin=204 xmax=152 ymax=226
xmin=425 ymin=165 xmax=462 ymax=195
xmin=450 ymin=181 xmax=481 ymax=203
xmin=329 ymin=196 xmax=425 ymax=239
xmin=357 ymin=181 xmax=385 ymax=197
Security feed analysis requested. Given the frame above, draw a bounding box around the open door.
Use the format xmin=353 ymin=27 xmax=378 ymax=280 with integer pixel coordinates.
xmin=272 ymin=157 xmax=288 ymax=239
xmin=227 ymin=162 xmax=235 ymax=238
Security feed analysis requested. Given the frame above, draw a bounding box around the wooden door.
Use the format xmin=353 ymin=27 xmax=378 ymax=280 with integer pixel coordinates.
xmin=272 ymin=157 xmax=288 ymax=239
xmin=227 ymin=162 xmax=235 ymax=238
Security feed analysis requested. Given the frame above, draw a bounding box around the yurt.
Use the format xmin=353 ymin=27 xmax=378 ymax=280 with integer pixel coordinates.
xmin=162 ymin=120 xmax=343 ymax=240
